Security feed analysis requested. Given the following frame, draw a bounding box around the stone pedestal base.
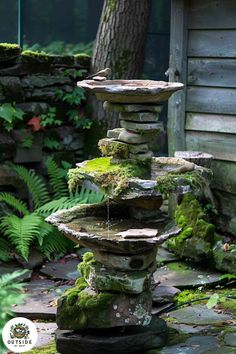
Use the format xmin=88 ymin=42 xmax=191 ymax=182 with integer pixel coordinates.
xmin=56 ymin=317 xmax=168 ymax=354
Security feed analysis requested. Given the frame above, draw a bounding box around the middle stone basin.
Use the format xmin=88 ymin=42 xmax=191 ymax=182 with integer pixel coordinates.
xmin=47 ymin=202 xmax=180 ymax=255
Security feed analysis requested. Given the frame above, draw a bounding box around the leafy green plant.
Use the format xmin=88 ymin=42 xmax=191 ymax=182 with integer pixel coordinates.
xmin=67 ymin=109 xmax=92 ymax=129
xmin=43 ymin=137 xmax=60 ymax=150
xmin=40 ymin=106 xmax=63 ymax=127
xmin=20 ymin=134 xmax=34 ymax=148
xmin=63 ymin=68 xmax=86 ymax=79
xmin=24 ymin=40 xmax=94 ymax=56
xmin=0 ymin=160 xmax=106 ymax=261
xmin=56 ymin=87 xmax=85 ymax=106
xmin=0 ymin=103 xmax=24 ymax=131
xmin=0 ymin=270 xmax=27 ymax=352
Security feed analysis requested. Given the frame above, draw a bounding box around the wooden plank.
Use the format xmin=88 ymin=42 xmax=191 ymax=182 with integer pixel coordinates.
xmin=188 ymin=30 xmax=236 ymax=57
xmin=187 ymin=87 xmax=236 ymax=115
xmin=188 ymin=58 xmax=236 ymax=88
xmin=186 ymin=113 xmax=236 ymax=134
xmin=189 ymin=0 xmax=236 ymax=29
xmin=186 ymin=131 xmax=236 ymax=162
xmin=211 ymin=160 xmax=236 ymax=195
xmin=167 ymin=0 xmax=188 ymax=155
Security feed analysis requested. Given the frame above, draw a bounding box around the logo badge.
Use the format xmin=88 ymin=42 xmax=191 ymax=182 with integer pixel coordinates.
xmin=2 ymin=317 xmax=38 ymax=353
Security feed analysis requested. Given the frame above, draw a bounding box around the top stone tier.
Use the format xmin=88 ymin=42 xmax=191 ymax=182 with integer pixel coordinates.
xmin=77 ymin=79 xmax=184 ymax=104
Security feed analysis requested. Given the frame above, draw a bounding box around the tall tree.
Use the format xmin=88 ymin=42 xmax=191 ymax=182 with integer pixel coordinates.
xmin=90 ymin=0 xmax=151 ymax=127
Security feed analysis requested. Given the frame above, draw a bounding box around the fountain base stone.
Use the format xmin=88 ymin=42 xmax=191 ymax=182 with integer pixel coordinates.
xmin=56 ymin=316 xmax=168 ymax=354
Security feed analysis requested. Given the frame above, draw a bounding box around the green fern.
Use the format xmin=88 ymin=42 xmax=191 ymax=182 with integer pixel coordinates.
xmin=0 ymin=192 xmax=29 ymax=215
xmin=46 ymin=157 xmax=68 ymax=198
xmin=39 ymin=227 xmax=74 ymax=259
xmin=14 ymin=165 xmax=50 ymax=208
xmin=1 ymin=214 xmax=43 ymax=260
xmin=0 ymin=238 xmax=12 ymax=261
xmin=36 ymin=187 xmax=106 ymax=217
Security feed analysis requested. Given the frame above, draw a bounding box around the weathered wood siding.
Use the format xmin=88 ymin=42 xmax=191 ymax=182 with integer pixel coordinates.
xmin=169 ymin=0 xmax=236 ymax=221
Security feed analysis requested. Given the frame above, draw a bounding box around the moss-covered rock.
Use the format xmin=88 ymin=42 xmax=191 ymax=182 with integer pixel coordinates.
xmin=68 ymin=156 xmax=150 ymax=196
xmin=213 ymin=241 xmax=236 ymax=273
xmin=74 ymin=53 xmax=91 ymax=67
xmin=0 ymin=43 xmax=21 ymax=62
xmin=57 ymin=285 xmax=152 ymax=330
xmin=98 ymin=138 xmax=130 ymax=159
xmin=22 ymin=50 xmax=54 ymax=64
xmin=167 ymin=193 xmax=215 ymax=261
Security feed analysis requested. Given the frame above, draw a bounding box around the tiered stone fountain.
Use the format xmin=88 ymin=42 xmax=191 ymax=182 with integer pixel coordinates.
xmin=47 ymin=78 xmax=211 ymax=354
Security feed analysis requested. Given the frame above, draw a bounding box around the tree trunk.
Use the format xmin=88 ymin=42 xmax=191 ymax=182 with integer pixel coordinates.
xmin=90 ymin=0 xmax=152 ymax=128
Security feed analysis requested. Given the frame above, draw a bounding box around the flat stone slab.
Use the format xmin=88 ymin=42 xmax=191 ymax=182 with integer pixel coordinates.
xmin=169 ymin=305 xmax=232 ymax=325
xmin=40 ymin=259 xmax=80 ymax=280
xmin=78 ymin=79 xmax=184 ymax=104
xmin=118 ymin=129 xmax=148 ymax=144
xmin=152 ymin=285 xmax=180 ymax=304
xmin=119 ymin=112 xmax=160 ymax=122
xmin=104 ymin=101 xmax=163 ymax=113
xmin=35 ymin=323 xmax=57 ymax=348
xmin=223 ymin=332 xmax=236 ymax=347
xmin=153 ymin=262 xmax=222 ymax=288
xmin=156 ymin=247 xmax=180 ymax=265
xmin=116 ymin=228 xmax=158 ymax=239
xmin=13 ymin=279 xmax=69 ymax=320
xmin=56 ymin=316 xmax=167 ymax=354
xmin=120 ymin=120 xmax=163 ymax=133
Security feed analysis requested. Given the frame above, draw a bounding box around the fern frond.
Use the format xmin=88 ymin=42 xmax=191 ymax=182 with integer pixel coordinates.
xmin=1 ymin=214 xmax=42 ymax=261
xmin=0 ymin=192 xmax=29 ymax=215
xmin=40 ymin=227 xmax=74 ymax=259
xmin=0 ymin=269 xmax=28 ymax=290
xmin=0 ymin=238 xmax=12 ymax=261
xmin=14 ymin=165 xmax=50 ymax=208
xmin=34 ymin=219 xmax=55 ymax=246
xmin=46 ymin=157 xmax=68 ymax=198
xmin=35 ymin=187 xmax=106 ymax=217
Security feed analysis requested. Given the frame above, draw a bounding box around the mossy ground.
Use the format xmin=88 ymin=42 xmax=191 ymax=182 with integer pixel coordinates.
xmin=22 ymin=50 xmax=54 ymax=63
xmin=68 ymin=156 xmax=150 ymax=196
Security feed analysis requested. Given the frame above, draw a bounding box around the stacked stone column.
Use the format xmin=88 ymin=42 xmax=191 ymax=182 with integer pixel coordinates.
xmin=98 ymin=102 xmax=164 ymax=161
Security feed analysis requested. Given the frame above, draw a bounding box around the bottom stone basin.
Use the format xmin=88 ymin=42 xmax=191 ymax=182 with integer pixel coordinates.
xmin=47 ymin=202 xmax=180 ymax=254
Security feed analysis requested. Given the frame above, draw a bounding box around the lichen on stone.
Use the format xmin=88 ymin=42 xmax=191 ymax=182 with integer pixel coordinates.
xmin=22 ymin=50 xmax=54 ymax=63
xmin=74 ymin=53 xmax=91 ymax=67
xmin=98 ymin=139 xmax=130 ymax=159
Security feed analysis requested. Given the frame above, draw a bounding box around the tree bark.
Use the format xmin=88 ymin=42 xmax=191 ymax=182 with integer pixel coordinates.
xmin=90 ymin=0 xmax=152 ymax=128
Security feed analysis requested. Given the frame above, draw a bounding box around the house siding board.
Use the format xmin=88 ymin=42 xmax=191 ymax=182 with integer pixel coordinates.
xmin=169 ymin=0 xmax=236 ymax=220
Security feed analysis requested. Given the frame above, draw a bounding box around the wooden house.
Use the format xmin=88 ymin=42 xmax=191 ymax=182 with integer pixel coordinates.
xmin=168 ymin=0 xmax=236 ymax=229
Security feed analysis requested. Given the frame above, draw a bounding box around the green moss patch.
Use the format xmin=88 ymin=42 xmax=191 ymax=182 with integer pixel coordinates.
xmin=68 ymin=156 xmax=150 ymax=196
xmin=78 ymin=252 xmax=97 ymax=280
xmin=74 ymin=53 xmax=91 ymax=67
xmin=28 ymin=342 xmax=57 ymax=354
xmin=22 ymin=50 xmax=54 ymax=64
xmin=0 ymin=43 xmax=21 ymax=61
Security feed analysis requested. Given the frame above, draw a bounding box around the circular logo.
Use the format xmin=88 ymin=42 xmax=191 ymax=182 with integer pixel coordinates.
xmin=2 ymin=317 xmax=38 ymax=353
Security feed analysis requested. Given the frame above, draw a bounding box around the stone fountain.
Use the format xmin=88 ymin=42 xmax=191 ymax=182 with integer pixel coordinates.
xmin=47 ymin=78 xmax=212 ymax=354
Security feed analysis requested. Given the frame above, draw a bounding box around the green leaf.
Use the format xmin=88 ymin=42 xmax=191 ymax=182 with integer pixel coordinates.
xmin=0 ymin=192 xmax=29 ymax=215
xmin=206 ymin=293 xmax=220 ymax=309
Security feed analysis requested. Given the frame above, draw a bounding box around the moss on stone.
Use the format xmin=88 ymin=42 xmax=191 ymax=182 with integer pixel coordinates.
xmin=167 ymin=327 xmax=190 ymax=346
xmin=22 ymin=50 xmax=54 ymax=63
xmin=98 ymin=139 xmax=130 ymax=159
xmin=0 ymin=43 xmax=21 ymax=61
xmin=167 ymin=193 xmax=215 ymax=261
xmin=78 ymin=252 xmax=97 ymax=280
xmin=68 ymin=156 xmax=150 ymax=196
xmin=74 ymin=53 xmax=91 ymax=67
xmin=174 ymin=289 xmax=208 ymax=306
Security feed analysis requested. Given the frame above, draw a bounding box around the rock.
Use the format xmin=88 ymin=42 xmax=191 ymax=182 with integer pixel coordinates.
xmin=12 ymin=129 xmax=43 ymax=163
xmin=40 ymin=259 xmax=80 ymax=280
xmin=93 ymin=247 xmax=157 ymax=271
xmin=169 ymin=305 xmax=232 ymax=325
xmin=121 ymin=196 xmax=163 ymax=211
xmin=175 ymin=151 xmax=213 ymax=168
xmin=104 ymin=101 xmax=163 ymax=113
xmin=56 ymin=317 xmax=167 ymax=354
xmin=0 ymin=164 xmax=27 ymax=198
xmin=129 ymin=151 xmax=153 ymax=161
xmin=151 ymin=157 xmax=195 ymax=178
xmin=34 ymin=323 xmax=57 ymax=348
xmin=116 ymin=228 xmax=158 ymax=239
xmin=213 ymin=241 xmax=236 ymax=273
xmin=16 ymin=102 xmax=49 ymax=116
xmin=152 ymin=285 xmax=180 ymax=304
xmin=224 ymin=332 xmax=236 ymax=346
xmin=88 ymin=265 xmax=151 ymax=294
xmin=0 ymin=133 xmax=15 ymax=160
xmin=98 ymin=138 xmax=130 ymax=159
xmin=120 ymin=120 xmax=162 ymax=133
xmin=16 ymin=247 xmax=44 ymax=269
xmin=119 ymin=112 xmax=160 ymax=122
xmin=153 ymin=262 xmax=222 ymax=288
xmin=107 ymin=128 xmax=124 ymax=139
xmin=57 ymin=287 xmax=152 ymax=329
xmin=129 ymin=143 xmax=149 ymax=154
xmin=0 ymin=76 xmax=24 ymax=102
xmin=21 ymin=74 xmax=71 ymax=88
xmin=0 ymin=43 xmax=21 ymax=62
xmin=129 ymin=207 xmax=163 ymax=221
xmin=118 ymin=129 xmax=148 ymax=144
xmin=128 ymin=178 xmax=157 ymax=190
xmin=156 ymin=247 xmax=180 ymax=265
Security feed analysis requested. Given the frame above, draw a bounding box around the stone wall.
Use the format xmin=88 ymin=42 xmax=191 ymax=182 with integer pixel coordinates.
xmin=0 ymin=44 xmax=91 ymax=194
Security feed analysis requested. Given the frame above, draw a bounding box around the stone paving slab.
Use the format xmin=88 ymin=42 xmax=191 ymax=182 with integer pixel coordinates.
xmin=40 ymin=259 xmax=80 ymax=280
xmin=13 ymin=279 xmax=69 ymax=320
xmin=35 ymin=323 xmax=57 ymax=348
xmin=154 ymin=262 xmax=222 ymax=288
